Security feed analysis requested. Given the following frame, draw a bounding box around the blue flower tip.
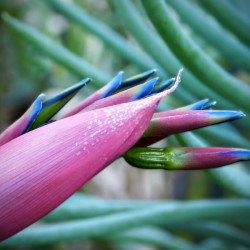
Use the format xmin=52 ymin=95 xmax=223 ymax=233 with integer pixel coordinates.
xmin=134 ymin=77 xmax=158 ymax=100
xmin=119 ymin=69 xmax=156 ymax=89
xmin=152 ymin=77 xmax=160 ymax=82
xmin=207 ymin=110 xmax=245 ymax=124
xmin=230 ymin=150 xmax=250 ymax=160
xmin=191 ymin=99 xmax=209 ymax=110
xmin=114 ymin=71 xmax=124 ymax=84
xmin=143 ymin=69 xmax=157 ymax=76
xmin=233 ymin=110 xmax=245 ymax=119
xmin=118 ymin=71 xmax=124 ymax=76
xmin=239 ymin=111 xmax=246 ymax=117
xmin=103 ymin=72 xmax=123 ymax=97
xmin=84 ymin=78 xmax=92 ymax=84
xmin=76 ymin=78 xmax=91 ymax=88
xmin=150 ymin=77 xmax=160 ymax=87
xmin=149 ymin=68 xmax=157 ymax=74
xmin=203 ymin=101 xmax=216 ymax=110
xmin=38 ymin=93 xmax=46 ymax=102
xmin=22 ymin=94 xmax=44 ymax=134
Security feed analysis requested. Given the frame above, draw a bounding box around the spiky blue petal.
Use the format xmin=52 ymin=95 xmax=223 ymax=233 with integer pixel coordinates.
xmin=22 ymin=94 xmax=45 ymax=134
xmin=204 ymin=111 xmax=245 ymax=124
xmin=134 ymin=78 xmax=158 ymax=100
xmin=202 ymin=101 xmax=217 ymax=110
xmin=29 ymin=79 xmax=90 ymax=131
xmin=219 ymin=150 xmax=250 ymax=160
xmin=103 ymin=71 xmax=123 ymax=97
xmin=43 ymin=78 xmax=91 ymax=108
xmin=119 ymin=69 xmax=156 ymax=89
xmin=151 ymin=77 xmax=175 ymax=94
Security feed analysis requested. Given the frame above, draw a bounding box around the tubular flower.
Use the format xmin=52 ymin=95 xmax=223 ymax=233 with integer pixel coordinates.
xmin=124 ymin=147 xmax=250 ymax=170
xmin=0 ymin=68 xmax=249 ymax=241
xmin=137 ymin=110 xmax=244 ymax=146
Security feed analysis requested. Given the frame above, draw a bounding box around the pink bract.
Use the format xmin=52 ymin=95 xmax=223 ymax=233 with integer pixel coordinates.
xmin=0 ymin=70 xmax=182 ymax=241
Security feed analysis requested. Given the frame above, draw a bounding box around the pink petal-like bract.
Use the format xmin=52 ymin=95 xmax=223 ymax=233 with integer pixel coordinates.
xmin=62 ymin=72 xmax=123 ymax=118
xmin=0 ymin=94 xmax=44 ymax=146
xmin=137 ymin=110 xmax=244 ymax=146
xmin=179 ymin=147 xmax=250 ymax=170
xmin=0 ymin=70 xmax=182 ymax=241
xmin=79 ymin=78 xmax=157 ymax=113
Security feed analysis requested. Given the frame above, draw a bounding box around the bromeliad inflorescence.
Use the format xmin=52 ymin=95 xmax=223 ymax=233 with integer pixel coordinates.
xmin=0 ymin=69 xmax=249 ymax=241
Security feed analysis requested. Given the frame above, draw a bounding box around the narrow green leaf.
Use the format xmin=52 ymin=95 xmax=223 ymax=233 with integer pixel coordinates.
xmin=168 ymin=221 xmax=250 ymax=248
xmin=199 ymin=0 xmax=250 ymax=45
xmin=112 ymin=0 xmax=238 ymax=110
xmin=197 ymin=124 xmax=250 ymax=148
xmin=109 ymin=227 xmax=196 ymax=250
xmin=2 ymin=199 xmax=250 ymax=246
xmin=46 ymin=0 xmax=199 ymax=104
xmin=165 ymin=0 xmax=250 ymax=71
xmin=45 ymin=193 xmax=250 ymax=229
xmin=45 ymin=0 xmax=166 ymax=78
xmin=43 ymin=193 xmax=174 ymax=222
xmin=198 ymin=238 xmax=226 ymax=249
xmin=2 ymin=13 xmax=109 ymax=88
xmin=141 ymin=0 xmax=250 ymax=111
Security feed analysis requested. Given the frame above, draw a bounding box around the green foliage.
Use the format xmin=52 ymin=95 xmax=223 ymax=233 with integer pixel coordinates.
xmin=2 ymin=199 xmax=250 ymax=247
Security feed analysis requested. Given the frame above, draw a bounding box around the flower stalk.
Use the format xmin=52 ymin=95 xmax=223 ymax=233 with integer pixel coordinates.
xmin=0 ymin=68 xmax=249 ymax=241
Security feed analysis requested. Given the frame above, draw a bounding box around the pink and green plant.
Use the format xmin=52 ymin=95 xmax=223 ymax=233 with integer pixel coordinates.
xmin=124 ymin=147 xmax=250 ymax=170
xmin=0 ymin=69 xmax=179 ymax=240
xmin=1 ymin=69 xmax=250 ymax=242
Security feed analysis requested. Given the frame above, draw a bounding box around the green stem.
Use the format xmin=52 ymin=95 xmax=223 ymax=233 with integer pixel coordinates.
xmin=2 ymin=200 xmax=250 ymax=246
xmin=199 ymin=0 xmax=250 ymax=45
xmin=165 ymin=0 xmax=250 ymax=71
xmin=141 ymin=0 xmax=250 ymax=111
xmin=112 ymin=0 xmax=237 ymax=110
xmin=176 ymin=132 xmax=250 ymax=198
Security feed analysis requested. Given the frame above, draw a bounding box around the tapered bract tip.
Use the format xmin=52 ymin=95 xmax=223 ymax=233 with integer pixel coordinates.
xmin=119 ymin=69 xmax=157 ymax=89
xmin=152 ymin=77 xmax=175 ymax=94
xmin=206 ymin=110 xmax=245 ymax=124
xmin=103 ymin=71 xmax=123 ymax=97
xmin=134 ymin=77 xmax=158 ymax=100
xmin=220 ymin=149 xmax=250 ymax=161
xmin=125 ymin=147 xmax=250 ymax=171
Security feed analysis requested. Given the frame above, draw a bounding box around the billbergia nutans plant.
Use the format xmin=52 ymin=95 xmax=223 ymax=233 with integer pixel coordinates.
xmin=0 ymin=0 xmax=250 ymax=249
